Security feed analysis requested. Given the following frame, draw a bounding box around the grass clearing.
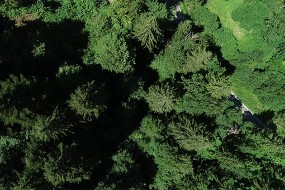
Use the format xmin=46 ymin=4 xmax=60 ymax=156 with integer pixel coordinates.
xmin=231 ymin=76 xmax=268 ymax=114
xmin=207 ymin=0 xmax=247 ymax=40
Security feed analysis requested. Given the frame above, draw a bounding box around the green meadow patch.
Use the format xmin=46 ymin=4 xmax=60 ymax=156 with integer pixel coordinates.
xmin=231 ymin=75 xmax=268 ymax=114
xmin=207 ymin=0 xmax=247 ymax=40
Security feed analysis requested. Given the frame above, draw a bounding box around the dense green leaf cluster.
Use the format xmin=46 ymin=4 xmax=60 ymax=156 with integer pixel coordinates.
xmin=0 ymin=0 xmax=284 ymax=189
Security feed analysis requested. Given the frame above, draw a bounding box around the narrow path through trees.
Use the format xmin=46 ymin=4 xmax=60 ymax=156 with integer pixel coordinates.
xmin=230 ymin=91 xmax=268 ymax=129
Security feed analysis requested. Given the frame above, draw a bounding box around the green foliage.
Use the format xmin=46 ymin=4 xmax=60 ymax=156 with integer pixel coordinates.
xmin=169 ymin=117 xmax=216 ymax=159
xmin=133 ymin=16 xmax=162 ymax=52
xmin=0 ymin=75 xmax=38 ymax=127
xmin=1 ymin=0 xmax=285 ymax=189
xmin=184 ymin=46 xmax=212 ymax=73
xmin=0 ymin=136 xmax=19 ymax=164
xmin=205 ymin=70 xmax=231 ymax=99
xmin=23 ymin=140 xmax=46 ymax=173
xmin=32 ymin=42 xmax=45 ymax=57
xmin=232 ymin=68 xmax=285 ymax=112
xmin=41 ymin=0 xmax=101 ymax=22
xmin=0 ymin=0 xmax=43 ymax=20
xmin=103 ymin=0 xmax=134 ymax=33
xmin=89 ymin=33 xmax=135 ymax=73
xmin=131 ymin=116 xmax=193 ymax=190
xmin=175 ymin=74 xmax=229 ymax=116
xmin=240 ymin=130 xmax=285 ymax=167
xmin=57 ymin=64 xmax=81 ymax=77
xmin=68 ymin=81 xmax=107 ymax=120
xmin=150 ymin=21 xmax=209 ymax=80
xmin=273 ymin=111 xmax=285 ymax=137
xmin=85 ymin=7 xmax=112 ymax=40
xmin=12 ymin=170 xmax=44 ymax=190
xmin=216 ymin=151 xmax=262 ymax=179
xmin=111 ymin=149 xmax=134 ymax=174
xmin=214 ymin=107 xmax=243 ymax=139
xmin=132 ymin=0 xmax=169 ymax=52
xmin=191 ymin=2 xmax=220 ymax=34
xmin=144 ymin=83 xmax=176 ymax=114
xmin=29 ymin=108 xmax=70 ymax=142
xmin=43 ymin=143 xmax=91 ymax=186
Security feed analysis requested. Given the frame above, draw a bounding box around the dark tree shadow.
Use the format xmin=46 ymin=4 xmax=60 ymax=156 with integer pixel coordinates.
xmin=0 ymin=15 xmax=155 ymax=190
xmin=256 ymin=110 xmax=275 ymax=130
xmin=208 ymin=40 xmax=236 ymax=75
xmin=0 ymin=18 xmax=88 ymax=79
xmin=62 ymin=96 xmax=151 ymax=189
xmin=42 ymin=1 xmax=61 ymax=12
xmin=16 ymin=0 xmax=38 ymax=7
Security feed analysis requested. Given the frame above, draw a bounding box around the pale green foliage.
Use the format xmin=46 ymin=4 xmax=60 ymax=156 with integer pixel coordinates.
xmin=0 ymin=136 xmax=19 ymax=164
xmin=183 ymin=47 xmax=212 ymax=73
xmin=95 ymin=182 xmax=116 ymax=190
xmin=133 ymin=17 xmax=162 ymax=52
xmin=12 ymin=170 xmax=42 ymax=190
xmin=30 ymin=108 xmax=69 ymax=142
xmin=84 ymin=0 xmax=142 ymax=68
xmin=133 ymin=0 xmax=168 ymax=51
xmin=57 ymin=64 xmax=81 ymax=77
xmin=0 ymin=75 xmax=38 ymax=127
xmin=85 ymin=8 xmax=112 ymax=40
xmin=205 ymin=71 xmax=230 ymax=99
xmin=32 ymin=42 xmax=45 ymax=57
xmin=145 ymin=0 xmax=169 ymax=19
xmin=85 ymin=0 xmax=142 ymax=36
xmin=68 ymin=81 xmax=106 ymax=120
xmin=0 ymin=74 xmax=31 ymax=97
xmin=145 ymin=83 xmax=176 ymax=114
xmin=91 ymin=33 xmax=134 ymax=73
xmin=169 ymin=117 xmax=216 ymax=159
xmin=23 ymin=140 xmax=45 ymax=172
xmin=179 ymin=0 xmax=193 ymax=15
xmin=71 ymin=0 xmax=98 ymax=20
xmin=112 ymin=149 xmax=134 ymax=174
xmin=104 ymin=0 xmax=134 ymax=33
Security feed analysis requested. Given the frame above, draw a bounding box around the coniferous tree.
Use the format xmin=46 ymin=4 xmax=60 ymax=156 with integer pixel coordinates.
xmin=169 ymin=117 xmax=216 ymax=159
xmin=68 ymin=81 xmax=108 ymax=120
xmin=30 ymin=108 xmax=70 ymax=142
xmin=144 ymin=83 xmax=177 ymax=114
xmin=91 ymin=33 xmax=135 ymax=73
xmin=133 ymin=16 xmax=162 ymax=52
xmin=0 ymin=74 xmax=39 ymax=127
xmin=43 ymin=142 xmax=91 ymax=187
xmin=131 ymin=116 xmax=193 ymax=189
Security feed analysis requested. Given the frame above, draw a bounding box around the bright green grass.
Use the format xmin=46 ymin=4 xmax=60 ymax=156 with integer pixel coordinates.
xmin=207 ymin=0 xmax=269 ymax=113
xmin=231 ymin=76 xmax=268 ymax=114
xmin=207 ymin=0 xmax=247 ymax=40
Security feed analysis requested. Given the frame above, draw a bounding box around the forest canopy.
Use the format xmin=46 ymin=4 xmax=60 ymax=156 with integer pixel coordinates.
xmin=0 ymin=0 xmax=285 ymax=189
